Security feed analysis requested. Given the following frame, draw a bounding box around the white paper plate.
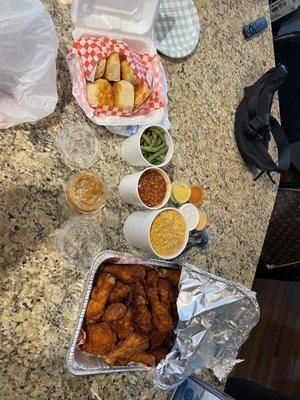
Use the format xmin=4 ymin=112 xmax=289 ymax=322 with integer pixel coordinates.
xmin=154 ymin=0 xmax=200 ymax=59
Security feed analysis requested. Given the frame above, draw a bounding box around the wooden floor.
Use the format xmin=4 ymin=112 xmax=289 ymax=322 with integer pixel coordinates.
xmin=230 ymin=278 xmax=300 ymax=398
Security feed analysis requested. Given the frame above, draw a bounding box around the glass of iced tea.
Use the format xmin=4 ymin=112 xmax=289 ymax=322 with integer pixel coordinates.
xmin=65 ymin=170 xmax=107 ymax=213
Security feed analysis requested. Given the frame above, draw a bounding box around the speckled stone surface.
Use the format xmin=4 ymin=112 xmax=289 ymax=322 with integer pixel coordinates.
xmin=0 ymin=1 xmax=279 ymax=399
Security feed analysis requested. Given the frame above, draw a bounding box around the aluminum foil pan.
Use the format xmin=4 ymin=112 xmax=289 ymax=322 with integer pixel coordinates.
xmin=66 ymin=250 xmax=175 ymax=375
xmin=66 ymin=250 xmax=259 ymax=391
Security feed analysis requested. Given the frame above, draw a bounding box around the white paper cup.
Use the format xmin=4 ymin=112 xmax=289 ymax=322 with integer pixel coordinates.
xmin=123 ymin=207 xmax=189 ymax=260
xmin=119 ymin=167 xmax=171 ymax=209
xmin=121 ymin=125 xmax=174 ymax=168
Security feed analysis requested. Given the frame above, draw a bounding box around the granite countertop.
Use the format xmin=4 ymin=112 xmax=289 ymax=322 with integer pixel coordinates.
xmin=0 ymin=1 xmax=278 ymax=399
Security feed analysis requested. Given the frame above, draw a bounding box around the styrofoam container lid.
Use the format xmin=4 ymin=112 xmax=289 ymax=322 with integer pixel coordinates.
xmin=72 ymin=0 xmax=160 ymax=37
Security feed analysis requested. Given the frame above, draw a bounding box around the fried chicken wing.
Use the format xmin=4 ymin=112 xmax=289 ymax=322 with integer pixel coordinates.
xmin=158 ymin=268 xmax=181 ymax=287
xmin=111 ymin=308 xmax=135 ymax=340
xmin=124 ymin=289 xmax=133 ymax=307
xmin=85 ymin=273 xmax=116 ymax=324
xmin=147 ymin=287 xmax=174 ymax=333
xmin=151 ymin=345 xmax=170 ymax=364
xmin=160 ymin=277 xmax=179 ymax=324
xmin=132 ymin=282 xmax=148 ymax=305
xmin=103 ymin=303 xmax=127 ymax=322
xmin=146 ymin=269 xmax=159 ymax=286
xmin=83 ymin=263 xmax=178 ymax=367
xmin=108 ymin=282 xmax=131 ymax=304
xmin=149 ymin=330 xmax=174 ymax=350
xmin=131 ymin=352 xmax=155 ymax=367
xmin=157 ymin=278 xmax=173 ymax=315
xmin=132 ymin=282 xmax=153 ymax=333
xmin=102 ymin=263 xmax=146 ymax=283
xmin=134 ymin=305 xmax=153 ymax=333
xmin=94 ymin=271 xmax=114 ymax=288
xmin=82 ymin=322 xmax=116 ymax=356
xmin=158 ymin=278 xmax=177 ymax=303
xmin=149 ymin=330 xmax=168 ymax=349
xmin=105 ymin=333 xmax=149 ymax=366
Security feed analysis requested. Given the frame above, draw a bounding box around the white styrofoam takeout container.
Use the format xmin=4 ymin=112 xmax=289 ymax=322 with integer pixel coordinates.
xmin=71 ymin=0 xmax=166 ymax=126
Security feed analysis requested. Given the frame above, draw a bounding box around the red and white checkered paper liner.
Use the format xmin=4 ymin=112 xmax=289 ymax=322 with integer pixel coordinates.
xmin=67 ymin=36 xmax=166 ymax=118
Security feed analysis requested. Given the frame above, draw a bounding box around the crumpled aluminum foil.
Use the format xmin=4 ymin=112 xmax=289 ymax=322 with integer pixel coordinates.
xmin=152 ymin=261 xmax=260 ymax=391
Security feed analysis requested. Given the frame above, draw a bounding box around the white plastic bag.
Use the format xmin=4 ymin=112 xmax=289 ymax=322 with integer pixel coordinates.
xmin=0 ymin=0 xmax=59 ymax=129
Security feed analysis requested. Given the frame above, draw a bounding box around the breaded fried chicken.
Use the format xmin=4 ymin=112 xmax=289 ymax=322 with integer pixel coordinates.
xmin=111 ymin=308 xmax=135 ymax=340
xmin=147 ymin=287 xmax=174 ymax=333
xmin=82 ymin=322 xmax=116 ymax=356
xmin=85 ymin=273 xmax=115 ymax=324
xmin=102 ymin=263 xmax=146 ymax=283
xmin=146 ymin=269 xmax=159 ymax=286
xmin=103 ymin=303 xmax=127 ymax=322
xmin=158 ymin=268 xmax=181 ymax=287
xmin=132 ymin=282 xmax=153 ymax=333
xmin=131 ymin=352 xmax=155 ymax=367
xmin=149 ymin=330 xmax=175 ymax=350
xmin=151 ymin=345 xmax=170 ymax=364
xmin=105 ymin=333 xmax=149 ymax=365
xmin=82 ymin=263 xmax=179 ymax=368
xmin=108 ymin=281 xmax=131 ymax=304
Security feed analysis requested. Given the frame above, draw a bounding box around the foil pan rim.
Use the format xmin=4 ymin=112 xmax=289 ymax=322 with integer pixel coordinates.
xmin=66 ymin=250 xmax=175 ymax=376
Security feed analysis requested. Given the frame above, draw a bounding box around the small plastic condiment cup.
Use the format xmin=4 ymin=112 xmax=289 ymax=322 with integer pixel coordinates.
xmin=121 ymin=125 xmax=174 ymax=168
xmin=179 ymin=203 xmax=199 ymax=231
xmin=123 ymin=207 xmax=189 ymax=260
xmin=119 ymin=167 xmax=171 ymax=210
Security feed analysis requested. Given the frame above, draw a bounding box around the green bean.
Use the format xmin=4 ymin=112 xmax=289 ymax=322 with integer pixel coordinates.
xmin=152 ymin=157 xmax=163 ymax=165
xmin=152 ymin=156 xmax=161 ymax=164
xmin=149 ymin=127 xmax=166 ymax=143
xmin=145 ymin=130 xmax=157 ymax=147
xmin=147 ymin=134 xmax=155 ymax=148
xmin=147 ymin=145 xmax=169 ymax=163
xmin=155 ymin=152 xmax=167 ymax=163
xmin=140 ymin=142 xmax=166 ymax=153
xmin=141 ymin=128 xmax=167 ymax=160
xmin=155 ymin=136 xmax=162 ymax=146
xmin=151 ymin=132 xmax=158 ymax=146
xmin=141 ymin=133 xmax=152 ymax=146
